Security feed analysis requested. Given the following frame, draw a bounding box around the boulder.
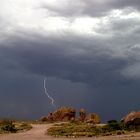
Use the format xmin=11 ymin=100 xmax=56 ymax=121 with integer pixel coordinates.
xmin=122 ymin=111 xmax=140 ymax=127
xmin=53 ymin=107 xmax=76 ymax=121
xmin=85 ymin=113 xmax=100 ymax=124
xmin=40 ymin=107 xmax=76 ymax=122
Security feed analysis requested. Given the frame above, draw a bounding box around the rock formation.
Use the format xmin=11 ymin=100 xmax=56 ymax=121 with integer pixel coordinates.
xmin=40 ymin=107 xmax=76 ymax=122
xmin=122 ymin=111 xmax=140 ymax=127
xmin=79 ymin=108 xmax=86 ymax=121
xmin=40 ymin=106 xmax=101 ymax=124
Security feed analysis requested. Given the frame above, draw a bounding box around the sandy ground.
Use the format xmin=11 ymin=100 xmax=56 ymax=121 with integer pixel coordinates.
xmin=1 ymin=124 xmax=140 ymax=140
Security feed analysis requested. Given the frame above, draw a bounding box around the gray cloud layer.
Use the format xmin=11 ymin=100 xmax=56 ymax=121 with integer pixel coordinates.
xmin=40 ymin=0 xmax=140 ymax=17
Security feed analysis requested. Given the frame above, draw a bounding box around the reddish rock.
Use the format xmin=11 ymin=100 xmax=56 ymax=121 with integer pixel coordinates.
xmin=122 ymin=111 xmax=140 ymax=127
xmin=79 ymin=108 xmax=86 ymax=121
xmin=85 ymin=113 xmax=100 ymax=124
xmin=40 ymin=107 xmax=76 ymax=122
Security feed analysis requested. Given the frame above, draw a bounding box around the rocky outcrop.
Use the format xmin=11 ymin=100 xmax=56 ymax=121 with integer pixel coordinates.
xmin=40 ymin=107 xmax=101 ymax=124
xmin=40 ymin=107 xmax=76 ymax=122
xmin=122 ymin=111 xmax=140 ymax=127
xmin=79 ymin=108 xmax=86 ymax=121
xmin=85 ymin=113 xmax=100 ymax=124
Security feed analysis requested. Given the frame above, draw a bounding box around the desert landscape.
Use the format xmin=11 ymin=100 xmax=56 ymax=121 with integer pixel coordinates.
xmin=1 ymin=123 xmax=140 ymax=140
xmin=1 ymin=107 xmax=140 ymax=140
xmin=1 ymin=0 xmax=140 ymax=140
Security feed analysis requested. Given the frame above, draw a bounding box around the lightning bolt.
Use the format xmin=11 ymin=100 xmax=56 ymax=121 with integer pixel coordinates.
xmin=43 ymin=78 xmax=55 ymax=107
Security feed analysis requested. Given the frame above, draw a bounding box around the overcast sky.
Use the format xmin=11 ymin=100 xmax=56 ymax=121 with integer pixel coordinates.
xmin=0 ymin=0 xmax=140 ymax=122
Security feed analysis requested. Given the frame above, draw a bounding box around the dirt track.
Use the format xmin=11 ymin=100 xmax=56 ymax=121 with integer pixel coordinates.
xmin=1 ymin=124 xmax=140 ymax=140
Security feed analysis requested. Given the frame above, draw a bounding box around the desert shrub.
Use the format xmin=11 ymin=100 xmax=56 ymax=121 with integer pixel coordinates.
xmin=48 ymin=122 xmax=104 ymax=137
xmin=116 ymin=130 xmax=125 ymax=135
xmin=105 ymin=120 xmax=125 ymax=131
xmin=16 ymin=123 xmax=32 ymax=131
xmin=108 ymin=120 xmax=118 ymax=124
xmin=48 ymin=121 xmax=129 ymax=137
xmin=0 ymin=120 xmax=17 ymax=133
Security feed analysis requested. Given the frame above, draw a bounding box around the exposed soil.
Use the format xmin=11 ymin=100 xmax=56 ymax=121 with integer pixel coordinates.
xmin=0 ymin=123 xmax=140 ymax=140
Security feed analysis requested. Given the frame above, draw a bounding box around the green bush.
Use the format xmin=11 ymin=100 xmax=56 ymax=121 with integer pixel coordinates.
xmin=106 ymin=120 xmax=125 ymax=131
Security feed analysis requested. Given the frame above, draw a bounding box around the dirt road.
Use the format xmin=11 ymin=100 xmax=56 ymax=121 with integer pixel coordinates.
xmin=1 ymin=124 xmax=140 ymax=140
xmin=0 ymin=124 xmax=54 ymax=140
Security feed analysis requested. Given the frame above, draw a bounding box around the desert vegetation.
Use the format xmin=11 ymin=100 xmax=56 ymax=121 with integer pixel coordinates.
xmin=1 ymin=107 xmax=140 ymax=139
xmin=0 ymin=119 xmax=32 ymax=134
xmin=47 ymin=121 xmax=127 ymax=137
xmin=44 ymin=107 xmax=140 ymax=137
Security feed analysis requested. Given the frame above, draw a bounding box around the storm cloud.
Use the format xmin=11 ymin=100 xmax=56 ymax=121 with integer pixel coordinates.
xmin=0 ymin=0 xmax=140 ymax=121
xmin=40 ymin=0 xmax=140 ymax=17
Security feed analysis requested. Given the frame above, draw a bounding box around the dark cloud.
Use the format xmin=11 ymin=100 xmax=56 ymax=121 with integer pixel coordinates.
xmin=109 ymin=0 xmax=140 ymax=10
xmin=0 ymin=33 xmax=129 ymax=86
xmin=40 ymin=0 xmax=140 ymax=17
xmin=0 ymin=32 xmax=131 ymax=121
